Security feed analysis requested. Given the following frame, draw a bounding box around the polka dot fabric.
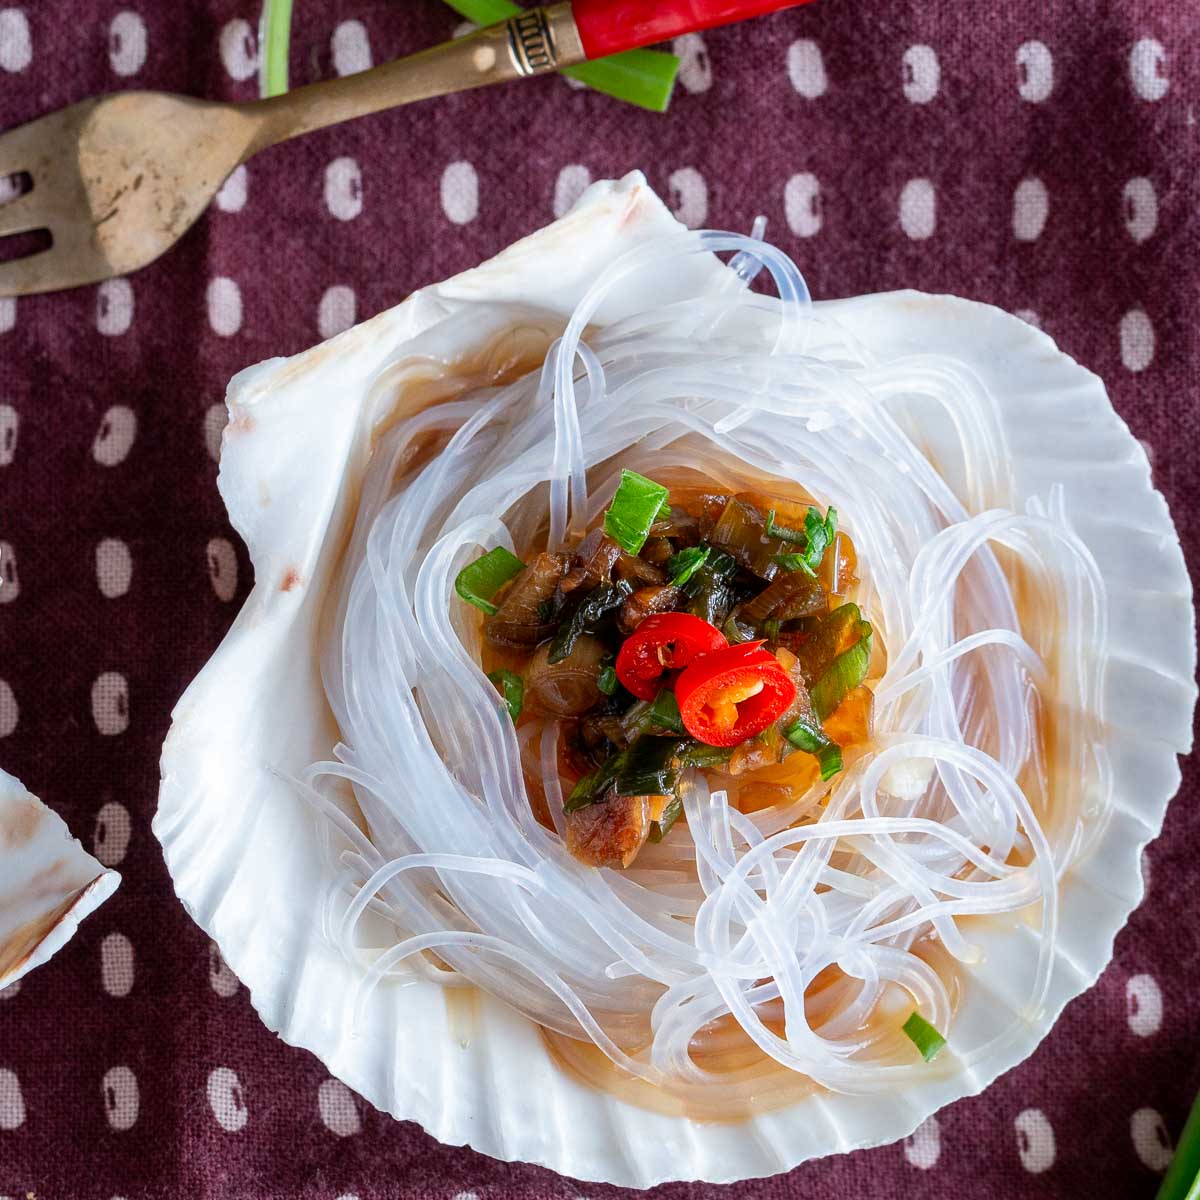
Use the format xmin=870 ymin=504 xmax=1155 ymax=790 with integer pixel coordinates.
xmin=0 ymin=2 xmax=1196 ymax=1198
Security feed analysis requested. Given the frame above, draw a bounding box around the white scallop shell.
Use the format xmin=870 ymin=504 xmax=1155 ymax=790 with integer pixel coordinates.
xmin=0 ymin=768 xmax=120 ymax=988
xmin=155 ymin=173 xmax=1195 ymax=1187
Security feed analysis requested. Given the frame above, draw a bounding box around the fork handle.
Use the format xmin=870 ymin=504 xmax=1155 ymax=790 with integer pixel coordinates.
xmin=244 ymin=0 xmax=811 ymax=152
xmin=244 ymin=6 xmax=581 ymax=152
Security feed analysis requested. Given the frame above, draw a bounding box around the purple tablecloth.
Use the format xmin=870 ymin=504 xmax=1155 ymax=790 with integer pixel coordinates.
xmin=0 ymin=2 xmax=1197 ymax=1197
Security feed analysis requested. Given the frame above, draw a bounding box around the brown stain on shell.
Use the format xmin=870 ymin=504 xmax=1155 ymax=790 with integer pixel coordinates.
xmin=0 ymin=882 xmax=97 ymax=981
xmin=0 ymin=794 xmax=40 ymax=849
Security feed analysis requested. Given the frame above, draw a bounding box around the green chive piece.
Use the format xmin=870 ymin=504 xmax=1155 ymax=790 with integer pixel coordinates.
xmin=645 ymin=689 xmax=685 ymax=734
xmin=682 ymin=743 xmax=734 ymax=769
xmin=615 ymin=736 xmax=686 ymax=797
xmin=767 ymin=506 xmax=837 ymax=576
xmin=455 ymin=547 xmax=525 ymax=616
xmin=765 ymin=509 xmax=806 ymax=545
xmin=439 ymin=0 xmax=679 ymax=112
xmin=649 ymin=792 xmax=684 ymax=842
xmin=564 ymin=748 xmax=628 ymax=813
xmin=564 ymin=771 xmax=599 ymax=813
xmin=811 ymin=623 xmax=873 ymax=721
xmin=771 ymin=552 xmax=817 ymax=577
xmin=902 ymin=1011 xmax=947 ymax=1062
xmin=666 ymin=545 xmax=711 ymax=586
xmin=597 ymin=664 xmax=618 ymax=696
xmin=486 ymin=669 xmax=523 ymax=721
xmin=784 ymin=717 xmax=843 ymax=781
xmin=604 ymin=470 xmax=670 ymax=555
xmin=548 ymin=580 xmax=629 ymax=664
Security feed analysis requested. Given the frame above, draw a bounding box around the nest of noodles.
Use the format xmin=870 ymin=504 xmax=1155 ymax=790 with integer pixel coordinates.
xmin=293 ymin=229 xmax=1110 ymax=1107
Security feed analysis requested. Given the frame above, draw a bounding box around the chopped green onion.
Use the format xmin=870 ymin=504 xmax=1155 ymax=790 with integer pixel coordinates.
xmin=564 ymin=748 xmax=627 ymax=813
xmin=706 ymin=549 xmax=738 ymax=578
xmin=548 ymin=581 xmax=629 ymax=663
xmin=455 ymin=547 xmax=525 ymax=615
xmin=682 ymin=743 xmax=734 ymax=769
xmin=803 ymin=505 xmax=836 ymax=571
xmin=623 ymin=690 xmax=685 ymax=737
xmin=811 ymin=623 xmax=873 ymax=720
xmin=615 ymin=736 xmax=686 ymax=797
xmin=901 ymin=1011 xmax=947 ymax=1062
xmin=684 ymin=546 xmax=737 ymax=627
xmin=765 ymin=509 xmax=806 ymax=545
xmin=1155 ymin=1083 xmax=1200 ymax=1200
xmin=649 ymin=792 xmax=683 ymax=842
xmin=666 ymin=545 xmax=710 ymax=586
xmin=766 ymin=506 xmax=837 ymax=577
xmin=486 ymin=669 xmax=523 ymax=721
xmin=645 ymin=689 xmax=685 ymax=734
xmin=604 ymin=470 xmax=670 ymax=555
xmin=440 ymin=0 xmax=679 ymax=112
xmin=771 ymin=552 xmax=817 ymax=577
xmin=784 ymin=717 xmax=843 ymax=780
xmin=762 ymin=617 xmax=781 ymax=646
xmin=721 ymin=611 xmax=756 ymax=645
xmin=597 ymin=664 xmax=618 ymax=696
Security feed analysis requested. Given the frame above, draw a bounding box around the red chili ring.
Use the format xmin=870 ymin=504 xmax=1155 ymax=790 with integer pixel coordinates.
xmin=614 ymin=612 xmax=728 ymax=701
xmin=675 ymin=640 xmax=797 ymax=747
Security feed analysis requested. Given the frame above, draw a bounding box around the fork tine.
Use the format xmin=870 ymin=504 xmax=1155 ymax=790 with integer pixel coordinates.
xmin=0 ymin=249 xmax=58 ymax=296
xmin=0 ymin=193 xmax=42 ymax=239
xmin=0 ymin=116 xmax=55 ymax=179
xmin=0 ymin=243 xmax=110 ymax=297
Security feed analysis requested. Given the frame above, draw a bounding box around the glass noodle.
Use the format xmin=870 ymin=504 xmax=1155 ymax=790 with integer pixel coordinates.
xmin=291 ymin=228 xmax=1111 ymax=1098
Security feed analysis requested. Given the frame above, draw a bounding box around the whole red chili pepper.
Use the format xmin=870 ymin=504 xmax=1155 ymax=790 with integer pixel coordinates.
xmin=675 ymin=641 xmax=797 ymax=746
xmin=614 ymin=612 xmax=728 ymax=700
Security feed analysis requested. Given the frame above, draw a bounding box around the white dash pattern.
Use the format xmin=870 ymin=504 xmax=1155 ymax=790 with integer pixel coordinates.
xmin=318 ymin=1079 xmax=362 ymax=1136
xmin=215 ymin=165 xmax=248 ymax=213
xmin=667 ymin=167 xmax=707 ymax=228
xmin=902 ymin=45 xmax=939 ymax=103
xmin=1013 ymin=178 xmax=1049 ymax=241
xmin=440 ymin=161 xmax=479 ymax=225
xmin=100 ymin=933 xmax=135 ymax=997
xmin=1125 ymin=974 xmax=1163 ymax=1037
xmin=109 ymin=11 xmax=147 ymax=76
xmin=784 ymin=173 xmax=822 ymax=238
xmin=1016 ymin=40 xmax=1053 ymax=102
xmin=553 ymin=164 xmax=591 ymax=219
xmin=97 ymin=279 xmax=134 ymax=336
xmin=787 ymin=38 xmax=827 ymax=98
xmin=1014 ymin=1108 xmax=1056 ymax=1173
xmin=318 ymin=285 xmax=357 ymax=339
xmin=94 ymin=801 xmax=131 ymax=866
xmin=91 ymin=671 xmax=130 ymax=736
xmin=208 ymin=1067 xmax=249 ymax=1132
xmin=93 ymin=405 xmax=137 ymax=466
xmin=1131 ymin=1107 xmax=1173 ymax=1171
xmin=1119 ymin=308 xmax=1155 ymax=372
xmin=899 ymin=178 xmax=936 ymax=240
xmin=207 ymin=277 xmax=242 ymax=337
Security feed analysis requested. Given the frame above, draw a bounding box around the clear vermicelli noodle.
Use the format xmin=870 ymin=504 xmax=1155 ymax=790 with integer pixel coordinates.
xmin=293 ymin=229 xmax=1111 ymax=1108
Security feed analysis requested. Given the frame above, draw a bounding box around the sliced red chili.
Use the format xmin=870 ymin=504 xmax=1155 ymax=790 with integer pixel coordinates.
xmin=675 ymin=641 xmax=797 ymax=747
xmin=614 ymin=612 xmax=728 ymax=701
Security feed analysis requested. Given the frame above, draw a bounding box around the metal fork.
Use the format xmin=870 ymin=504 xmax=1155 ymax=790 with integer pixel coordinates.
xmin=0 ymin=7 xmax=585 ymax=296
xmin=0 ymin=0 xmax=808 ymax=296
